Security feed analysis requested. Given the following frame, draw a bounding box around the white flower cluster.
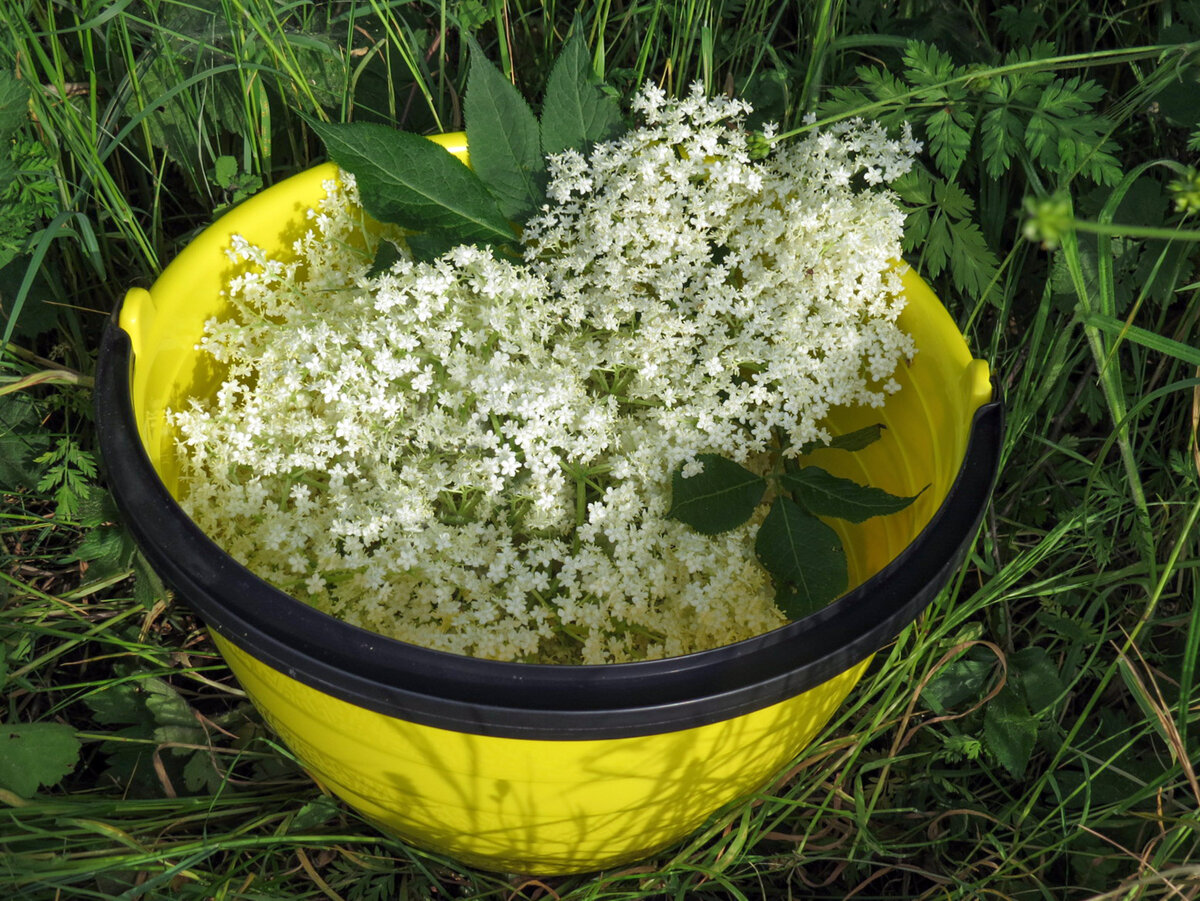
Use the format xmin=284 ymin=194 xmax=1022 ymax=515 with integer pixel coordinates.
xmin=171 ymin=84 xmax=919 ymax=664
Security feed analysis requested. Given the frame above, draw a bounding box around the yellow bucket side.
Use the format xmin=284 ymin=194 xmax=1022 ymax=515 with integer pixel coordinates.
xmin=214 ymin=631 xmax=867 ymax=874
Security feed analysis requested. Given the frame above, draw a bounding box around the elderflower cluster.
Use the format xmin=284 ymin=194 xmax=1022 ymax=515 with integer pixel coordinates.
xmin=171 ymin=84 xmax=919 ymax=664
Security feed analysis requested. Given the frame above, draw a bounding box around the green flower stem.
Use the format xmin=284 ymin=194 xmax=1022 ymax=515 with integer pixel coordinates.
xmin=1070 ymin=219 xmax=1200 ymax=243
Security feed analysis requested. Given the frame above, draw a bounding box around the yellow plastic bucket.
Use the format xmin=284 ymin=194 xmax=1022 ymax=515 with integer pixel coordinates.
xmin=95 ymin=134 xmax=1003 ymax=874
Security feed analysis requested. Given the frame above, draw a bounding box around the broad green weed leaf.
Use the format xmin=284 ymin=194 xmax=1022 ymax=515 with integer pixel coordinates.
xmin=920 ymin=649 xmax=994 ymax=715
xmin=1010 ymin=647 xmax=1066 ymax=714
xmin=143 ymin=676 xmax=195 ymax=727
xmin=304 ymin=118 xmax=514 ymax=245
xmin=289 ymin=794 xmax=342 ymax=833
xmin=183 ymin=751 xmax=224 ymax=794
xmin=667 ymin=454 xmax=765 ymax=535
xmin=464 ymin=40 xmax=545 ymax=220
xmin=540 ymin=24 xmax=623 ymax=156
xmin=132 ymin=553 xmax=167 ymax=610
xmin=85 ymin=682 xmax=149 ymax=726
xmin=983 ymin=684 xmax=1038 ymax=779
xmin=783 ymin=466 xmax=918 ymax=523
xmin=755 ymin=497 xmax=846 ymax=619
xmin=0 ymin=721 xmax=80 ymax=797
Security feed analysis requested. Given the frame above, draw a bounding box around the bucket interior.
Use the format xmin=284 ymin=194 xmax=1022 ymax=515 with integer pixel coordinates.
xmin=118 ymin=151 xmax=992 ymax=599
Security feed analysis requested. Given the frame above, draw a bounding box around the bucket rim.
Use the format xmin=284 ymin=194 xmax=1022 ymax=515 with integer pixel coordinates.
xmin=96 ymin=314 xmax=1002 ymax=738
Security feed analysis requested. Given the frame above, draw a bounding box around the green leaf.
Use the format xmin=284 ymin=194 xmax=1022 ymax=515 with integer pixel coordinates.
xmin=0 ymin=722 xmax=81 ymax=797
xmin=924 ymin=106 xmax=973 ymax=178
xmin=0 ymin=71 xmax=30 ymax=142
xmin=303 ymin=118 xmax=514 ymax=245
xmin=921 ymin=649 xmax=994 ymax=715
xmin=405 ymin=231 xmax=467 ymax=263
xmin=982 ymin=685 xmax=1038 ymax=779
xmin=132 ymin=553 xmax=167 ymax=610
xmin=182 ymin=751 xmax=224 ymax=794
xmin=827 ymin=424 xmax=886 ymax=451
xmin=289 ymin=794 xmax=342 ymax=833
xmin=782 ymin=466 xmax=919 ymax=523
xmin=539 ymin=23 xmax=623 ymax=156
xmin=464 ymin=40 xmax=545 ymax=220
xmin=143 ymin=676 xmax=195 ymax=728
xmin=0 ymin=393 xmax=50 ymax=491
xmin=85 ymin=682 xmax=151 ymax=727
xmin=367 ymin=239 xmax=405 ymax=278
xmin=799 ymin=423 xmax=885 ymax=454
xmin=755 ymin=497 xmax=847 ymax=619
xmin=1010 ymin=647 xmax=1065 ymax=714
xmin=668 ymin=454 xmax=765 ymax=534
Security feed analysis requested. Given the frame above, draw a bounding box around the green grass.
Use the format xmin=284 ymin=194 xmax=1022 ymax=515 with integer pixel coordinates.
xmin=2 ymin=0 xmax=1199 ymax=897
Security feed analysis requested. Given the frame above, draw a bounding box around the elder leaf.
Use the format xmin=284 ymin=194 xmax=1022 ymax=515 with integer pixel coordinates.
xmin=464 ymin=39 xmax=545 ymax=220
xmin=0 ymin=722 xmax=80 ymax=797
xmin=367 ymin=240 xmax=405 ymax=277
xmin=798 ymin=423 xmax=885 ymax=455
xmin=782 ymin=466 xmax=919 ymax=523
xmin=304 ymin=118 xmax=514 ymax=245
xmin=667 ymin=454 xmax=766 ymax=535
xmin=755 ymin=497 xmax=847 ymax=619
xmin=540 ymin=22 xmax=623 ymax=156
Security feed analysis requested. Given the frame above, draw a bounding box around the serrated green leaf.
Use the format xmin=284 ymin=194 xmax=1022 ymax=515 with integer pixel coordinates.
xmin=539 ymin=24 xmax=623 ymax=156
xmin=1010 ymin=647 xmax=1065 ymax=714
xmin=980 ymin=107 xmax=1022 ymax=179
xmin=668 ymin=454 xmax=765 ymax=534
xmin=945 ymin=214 xmax=1000 ymax=300
xmin=183 ymin=751 xmax=224 ymax=794
xmin=921 ymin=650 xmax=994 ymax=715
xmin=755 ymin=497 xmax=846 ymax=619
xmin=154 ymin=723 xmax=205 ymax=751
xmin=464 ymin=40 xmax=544 ymax=220
xmin=924 ymin=107 xmax=972 ymax=178
xmin=902 ymin=41 xmax=958 ymax=91
xmin=0 ymin=393 xmax=50 ymax=490
xmin=289 ymin=794 xmax=342 ymax=833
xmin=143 ymin=677 xmax=195 ymax=728
xmin=982 ymin=685 xmax=1038 ymax=779
xmin=0 ymin=722 xmax=81 ymax=797
xmin=801 ymin=423 xmax=887 ymax=455
xmin=303 ymin=118 xmax=514 ymax=245
xmin=0 ymin=71 xmax=30 ymax=141
xmin=782 ymin=466 xmax=918 ymax=523
xmin=74 ymin=485 xmax=121 ymax=530
xmin=367 ymin=239 xmax=405 ymax=278
xmin=85 ymin=681 xmax=152 ymax=727
xmin=63 ymin=524 xmax=129 ymax=567
xmin=933 ymin=177 xmax=976 ymax=220
xmin=213 ymin=154 xmax=238 ymax=186
xmin=132 ymin=553 xmax=167 ymax=610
